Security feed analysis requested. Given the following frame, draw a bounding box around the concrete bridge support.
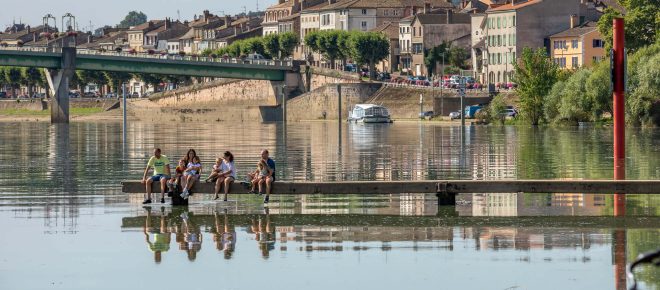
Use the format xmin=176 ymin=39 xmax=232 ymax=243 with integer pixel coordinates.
xmin=45 ymin=47 xmax=76 ymax=123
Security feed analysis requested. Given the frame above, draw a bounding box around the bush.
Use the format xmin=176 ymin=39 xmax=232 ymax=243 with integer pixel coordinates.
xmin=488 ymin=94 xmax=507 ymax=125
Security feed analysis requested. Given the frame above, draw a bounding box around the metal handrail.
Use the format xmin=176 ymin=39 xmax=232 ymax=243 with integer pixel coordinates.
xmin=0 ymin=46 xmax=293 ymax=67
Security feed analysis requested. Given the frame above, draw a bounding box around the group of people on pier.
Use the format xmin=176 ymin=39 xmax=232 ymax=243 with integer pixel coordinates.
xmin=141 ymin=148 xmax=276 ymax=205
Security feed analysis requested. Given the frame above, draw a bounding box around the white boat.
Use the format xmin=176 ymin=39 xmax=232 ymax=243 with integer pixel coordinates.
xmin=348 ymin=104 xmax=392 ymax=123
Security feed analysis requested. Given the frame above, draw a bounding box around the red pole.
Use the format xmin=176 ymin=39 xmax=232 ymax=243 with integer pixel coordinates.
xmin=613 ymin=18 xmax=625 ymax=216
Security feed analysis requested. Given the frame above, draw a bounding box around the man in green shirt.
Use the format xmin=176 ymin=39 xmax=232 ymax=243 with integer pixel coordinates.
xmin=142 ymin=148 xmax=171 ymax=204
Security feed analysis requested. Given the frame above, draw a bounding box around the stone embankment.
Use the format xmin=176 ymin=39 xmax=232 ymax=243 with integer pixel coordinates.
xmin=128 ymin=73 xmax=357 ymax=123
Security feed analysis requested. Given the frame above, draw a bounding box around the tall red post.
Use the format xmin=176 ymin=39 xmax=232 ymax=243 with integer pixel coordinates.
xmin=613 ymin=18 xmax=626 ymax=216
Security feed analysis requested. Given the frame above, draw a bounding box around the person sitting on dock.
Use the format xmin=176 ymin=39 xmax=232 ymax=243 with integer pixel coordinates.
xmin=167 ymin=159 xmax=186 ymax=195
xmin=249 ymin=160 xmax=272 ymax=196
xmin=261 ymin=149 xmax=276 ymax=204
xmin=141 ymin=148 xmax=171 ymax=204
xmin=181 ymin=156 xmax=202 ymax=200
xmin=213 ymin=151 xmax=236 ymax=201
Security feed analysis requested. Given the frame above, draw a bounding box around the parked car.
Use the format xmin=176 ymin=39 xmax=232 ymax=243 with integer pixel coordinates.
xmin=131 ymin=92 xmax=140 ymax=98
xmin=344 ymin=64 xmax=357 ymax=72
xmin=245 ymin=53 xmax=266 ymax=61
xmin=376 ymin=72 xmax=391 ymax=81
xmin=418 ymin=111 xmax=434 ymax=118
xmin=449 ymin=111 xmax=461 ymax=120
xmin=0 ymin=92 xmax=7 ymax=98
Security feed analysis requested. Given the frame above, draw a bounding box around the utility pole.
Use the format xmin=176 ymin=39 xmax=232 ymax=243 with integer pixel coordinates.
xmin=612 ymin=17 xmax=626 ymax=217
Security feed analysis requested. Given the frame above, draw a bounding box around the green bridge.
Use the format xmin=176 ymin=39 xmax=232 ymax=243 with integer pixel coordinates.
xmin=0 ymin=47 xmax=298 ymax=122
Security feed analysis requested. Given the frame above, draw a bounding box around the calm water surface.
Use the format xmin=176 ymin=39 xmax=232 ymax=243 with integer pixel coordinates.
xmin=0 ymin=121 xmax=658 ymax=290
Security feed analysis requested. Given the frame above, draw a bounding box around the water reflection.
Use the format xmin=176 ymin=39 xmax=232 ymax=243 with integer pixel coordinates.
xmin=1 ymin=121 xmax=660 ymax=289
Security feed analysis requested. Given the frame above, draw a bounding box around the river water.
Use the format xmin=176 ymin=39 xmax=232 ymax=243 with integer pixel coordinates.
xmin=0 ymin=121 xmax=658 ymax=290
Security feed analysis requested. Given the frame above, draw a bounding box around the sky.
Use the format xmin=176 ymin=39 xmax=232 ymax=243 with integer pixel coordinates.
xmin=0 ymin=0 xmax=277 ymax=32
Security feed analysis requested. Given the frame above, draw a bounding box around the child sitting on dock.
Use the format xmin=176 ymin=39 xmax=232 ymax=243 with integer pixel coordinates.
xmin=167 ymin=159 xmax=187 ymax=194
xmin=181 ymin=156 xmax=202 ymax=199
xmin=248 ymin=160 xmax=272 ymax=195
xmin=204 ymin=157 xmax=223 ymax=183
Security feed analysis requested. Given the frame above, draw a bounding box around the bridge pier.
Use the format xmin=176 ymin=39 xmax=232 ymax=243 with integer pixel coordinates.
xmin=45 ymin=47 xmax=76 ymax=123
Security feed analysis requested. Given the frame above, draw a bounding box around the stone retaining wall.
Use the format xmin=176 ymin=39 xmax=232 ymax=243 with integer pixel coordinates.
xmin=286 ymin=83 xmax=382 ymax=121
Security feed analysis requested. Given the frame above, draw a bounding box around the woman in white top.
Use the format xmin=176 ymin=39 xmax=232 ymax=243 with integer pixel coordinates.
xmin=214 ymin=151 xmax=237 ymax=201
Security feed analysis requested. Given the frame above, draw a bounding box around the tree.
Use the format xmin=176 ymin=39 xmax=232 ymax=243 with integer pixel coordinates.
xmin=22 ymin=67 xmax=43 ymax=97
xmin=424 ymin=42 xmax=450 ymax=77
xmin=585 ymin=60 xmax=612 ymax=118
xmin=104 ymin=71 xmax=132 ymax=96
xmin=263 ymin=34 xmax=281 ymax=59
xmin=557 ymin=69 xmax=593 ymax=124
xmin=512 ymin=47 xmax=559 ymax=125
xmin=5 ymin=67 xmax=23 ymax=97
xmin=240 ymin=37 xmax=266 ymax=56
xmin=627 ymin=45 xmax=660 ymax=126
xmin=134 ymin=73 xmax=163 ymax=93
xmin=488 ymin=94 xmax=508 ymax=125
xmin=278 ymin=32 xmax=300 ymax=59
xmin=304 ymin=32 xmax=320 ymax=52
xmin=347 ymin=32 xmax=390 ymax=80
xmin=317 ymin=30 xmax=344 ymax=69
xmin=448 ymin=46 xmax=468 ymax=69
xmin=597 ymin=0 xmax=659 ymax=53
xmin=118 ymin=11 xmax=147 ymax=28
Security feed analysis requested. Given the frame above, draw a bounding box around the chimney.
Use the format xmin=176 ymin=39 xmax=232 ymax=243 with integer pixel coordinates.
xmin=33 ymin=32 xmax=37 ymax=42
xmin=87 ymin=34 xmax=93 ymax=43
xmin=570 ymin=14 xmax=579 ymax=28
xmin=26 ymin=25 xmax=31 ymax=33
xmin=424 ymin=2 xmax=431 ymax=14
xmin=225 ymin=15 xmax=232 ymax=27
xmin=203 ymin=10 xmax=211 ymax=20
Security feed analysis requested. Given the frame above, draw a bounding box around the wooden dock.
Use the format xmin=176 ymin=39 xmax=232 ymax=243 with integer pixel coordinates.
xmin=122 ymin=180 xmax=660 ymax=195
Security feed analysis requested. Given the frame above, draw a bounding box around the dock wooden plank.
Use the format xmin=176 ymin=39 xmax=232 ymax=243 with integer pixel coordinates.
xmin=121 ymin=180 xmax=660 ymax=194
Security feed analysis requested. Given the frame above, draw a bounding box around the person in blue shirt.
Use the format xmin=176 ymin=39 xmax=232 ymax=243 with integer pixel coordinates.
xmin=260 ymin=149 xmax=276 ymax=204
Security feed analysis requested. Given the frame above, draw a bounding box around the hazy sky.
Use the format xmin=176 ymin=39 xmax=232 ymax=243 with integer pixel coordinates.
xmin=0 ymin=0 xmax=277 ymax=31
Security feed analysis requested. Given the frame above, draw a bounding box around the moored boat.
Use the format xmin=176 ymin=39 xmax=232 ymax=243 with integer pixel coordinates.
xmin=348 ymin=104 xmax=392 ymax=123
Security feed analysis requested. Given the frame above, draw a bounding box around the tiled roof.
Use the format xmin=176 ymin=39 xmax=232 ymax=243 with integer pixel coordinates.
xmin=487 ymin=0 xmax=541 ymax=12
xmin=371 ymin=21 xmax=399 ymax=39
xmin=267 ymin=0 xmax=297 ymax=9
xmin=129 ymin=20 xmax=164 ymax=32
xmin=279 ymin=12 xmax=300 ymax=22
xmin=549 ymin=21 xmax=599 ymax=38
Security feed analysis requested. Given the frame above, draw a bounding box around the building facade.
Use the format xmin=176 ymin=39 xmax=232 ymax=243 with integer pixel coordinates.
xmin=549 ymin=20 xmax=604 ymax=69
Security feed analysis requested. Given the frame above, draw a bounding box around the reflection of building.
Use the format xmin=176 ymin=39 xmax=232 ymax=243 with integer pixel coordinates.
xmin=459 ymin=193 xmax=609 ymax=217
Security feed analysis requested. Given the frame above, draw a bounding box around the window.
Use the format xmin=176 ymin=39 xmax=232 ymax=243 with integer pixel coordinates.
xmin=554 ymin=57 xmax=566 ymax=68
xmin=571 ymin=39 xmax=578 ymax=49
xmin=593 ymin=56 xmax=601 ymax=62
xmin=361 ymin=21 xmax=368 ymax=30
xmin=394 ymin=10 xmax=399 ymax=16
xmin=497 ymin=17 xmax=500 ymax=28
xmin=497 ymin=35 xmax=501 ymax=46
xmin=503 ymin=34 xmax=507 ymax=46
xmin=362 ymin=9 xmax=367 ymax=15
xmin=593 ymin=39 xmax=603 ymax=48
xmin=384 ymin=10 xmax=389 ymax=16
xmin=503 ymin=17 xmax=507 ymax=27
xmin=412 ymin=43 xmax=423 ymax=54
xmin=498 ymin=53 xmax=502 ymax=64
xmin=512 ymin=15 xmax=516 ymax=26
xmin=572 ymin=57 xmax=578 ymax=68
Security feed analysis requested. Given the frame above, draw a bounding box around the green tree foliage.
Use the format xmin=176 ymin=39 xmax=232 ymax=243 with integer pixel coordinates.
xmin=424 ymin=42 xmax=450 ymax=77
xmin=627 ymin=45 xmax=660 ymax=126
xmin=448 ymin=46 xmax=468 ymax=69
xmin=278 ymin=32 xmax=300 ymax=59
xmin=347 ymin=31 xmax=389 ymax=80
xmin=585 ymin=60 xmax=612 ymax=117
xmin=544 ymin=79 xmax=566 ymax=122
xmin=5 ymin=67 xmax=23 ymax=97
xmin=134 ymin=73 xmax=163 ymax=91
xmin=557 ymin=69 xmax=593 ymax=124
xmin=512 ymin=48 xmax=559 ymax=125
xmin=263 ymin=34 xmax=280 ymax=58
xmin=304 ymin=32 xmax=320 ymax=52
xmin=240 ymin=37 xmax=267 ymax=57
xmin=597 ymin=0 xmax=659 ymax=53
xmin=488 ymin=94 xmax=508 ymax=125
xmin=104 ymin=72 xmax=132 ymax=95
xmin=317 ymin=30 xmax=344 ymax=69
xmin=22 ymin=67 xmax=43 ymax=97
xmin=118 ymin=11 xmax=148 ymax=28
